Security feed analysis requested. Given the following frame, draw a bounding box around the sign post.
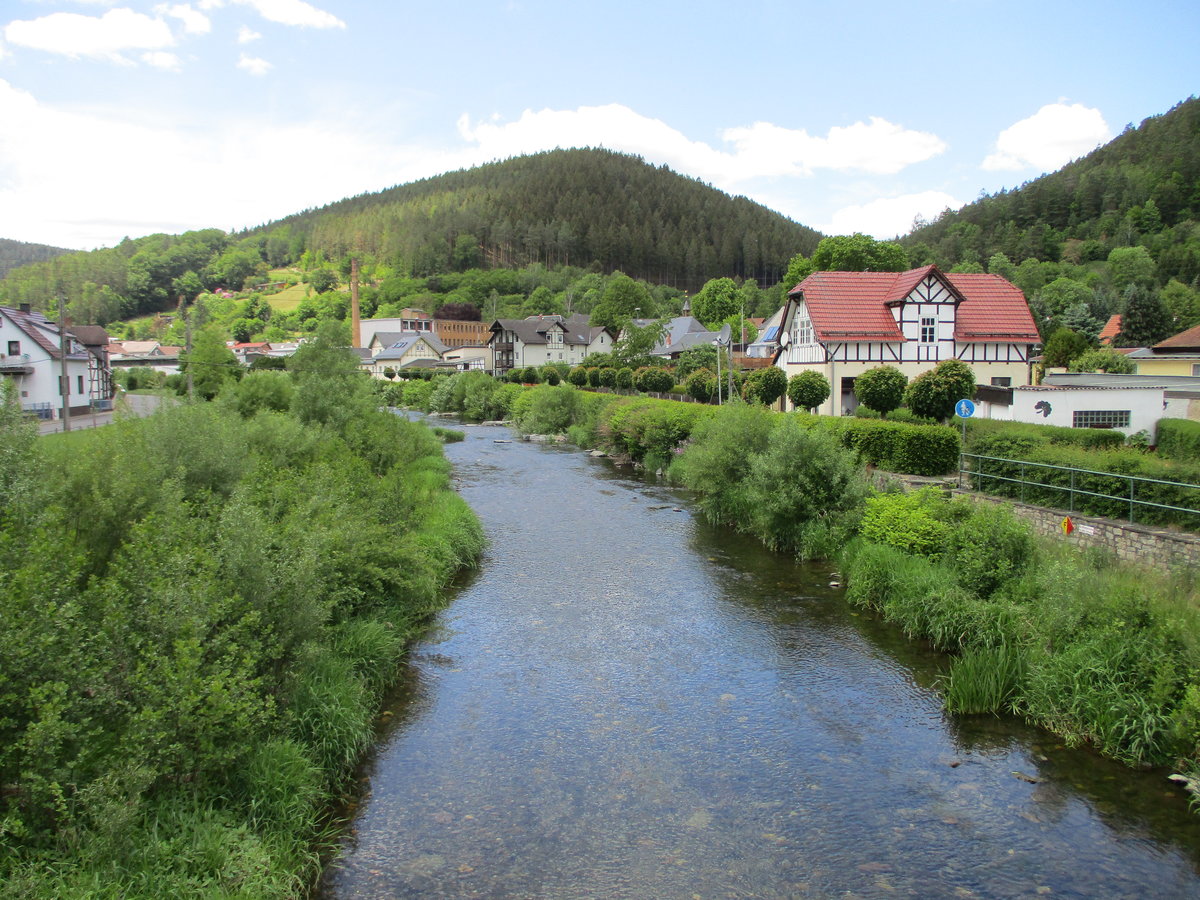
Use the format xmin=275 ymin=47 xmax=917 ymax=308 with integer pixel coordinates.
xmin=954 ymin=398 xmax=974 ymax=487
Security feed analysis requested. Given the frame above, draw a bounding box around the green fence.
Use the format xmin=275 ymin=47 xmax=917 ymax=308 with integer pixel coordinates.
xmin=960 ymin=452 xmax=1200 ymax=529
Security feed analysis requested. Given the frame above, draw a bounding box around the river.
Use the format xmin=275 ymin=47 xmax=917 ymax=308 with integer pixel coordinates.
xmin=319 ymin=420 xmax=1200 ymax=899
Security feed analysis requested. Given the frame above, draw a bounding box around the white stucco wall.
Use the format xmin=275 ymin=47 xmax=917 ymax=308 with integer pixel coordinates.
xmin=1011 ymin=386 xmax=1165 ymax=436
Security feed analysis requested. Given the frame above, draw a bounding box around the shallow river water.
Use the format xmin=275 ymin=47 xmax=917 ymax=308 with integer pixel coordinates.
xmin=320 ymin=421 xmax=1200 ymax=899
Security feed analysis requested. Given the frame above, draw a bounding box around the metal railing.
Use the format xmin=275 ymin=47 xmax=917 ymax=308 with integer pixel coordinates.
xmin=959 ymin=452 xmax=1200 ymax=526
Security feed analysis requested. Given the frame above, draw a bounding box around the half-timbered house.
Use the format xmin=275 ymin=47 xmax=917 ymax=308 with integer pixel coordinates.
xmin=773 ymin=266 xmax=1040 ymax=415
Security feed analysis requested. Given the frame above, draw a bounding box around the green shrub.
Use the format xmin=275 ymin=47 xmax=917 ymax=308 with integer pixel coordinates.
xmin=966 ymin=441 xmax=1200 ymax=528
xmin=513 ymin=383 xmax=581 ymax=435
xmin=615 ymin=367 xmax=634 ymax=390
xmin=685 ymin=368 xmax=715 ymax=403
xmin=671 ymin=403 xmax=776 ymax=526
xmin=567 ymin=366 xmax=588 ymax=386
xmin=1157 ymin=419 xmax=1200 ymax=461
xmin=859 ymin=488 xmax=951 ymax=556
xmin=598 ymin=367 xmax=617 ymax=388
xmin=742 ymin=418 xmax=868 ymax=557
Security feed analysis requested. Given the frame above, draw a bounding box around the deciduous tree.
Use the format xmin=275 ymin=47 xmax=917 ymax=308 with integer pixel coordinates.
xmin=903 ymin=359 xmax=976 ymax=423
xmin=787 ymin=370 xmax=831 ymax=412
xmin=852 ymin=366 xmax=907 ymax=418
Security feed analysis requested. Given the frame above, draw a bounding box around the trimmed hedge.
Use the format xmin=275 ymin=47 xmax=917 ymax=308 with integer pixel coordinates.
xmin=801 ymin=415 xmax=961 ymax=476
xmin=1157 ymin=418 xmax=1200 ymax=462
xmin=964 ymin=417 xmax=1126 ymax=454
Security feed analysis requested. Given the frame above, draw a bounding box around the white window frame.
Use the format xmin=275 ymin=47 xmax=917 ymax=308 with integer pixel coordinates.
xmin=920 ymin=316 xmax=937 ymax=344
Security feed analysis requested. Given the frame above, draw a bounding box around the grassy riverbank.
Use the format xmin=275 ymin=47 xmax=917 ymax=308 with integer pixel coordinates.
xmin=0 ymin=343 xmax=484 ymax=896
xmin=471 ymin=380 xmax=1200 ymax=801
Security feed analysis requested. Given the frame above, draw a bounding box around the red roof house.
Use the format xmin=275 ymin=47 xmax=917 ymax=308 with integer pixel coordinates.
xmin=774 ymin=265 xmax=1040 ymax=415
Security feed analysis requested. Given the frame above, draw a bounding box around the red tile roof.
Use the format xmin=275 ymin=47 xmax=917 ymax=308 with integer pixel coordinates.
xmin=1153 ymin=323 xmax=1200 ymax=351
xmin=1098 ymin=314 xmax=1122 ymax=345
xmin=789 ymin=267 xmax=1039 ymax=343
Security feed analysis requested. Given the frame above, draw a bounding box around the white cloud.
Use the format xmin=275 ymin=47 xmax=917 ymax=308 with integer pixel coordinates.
xmin=723 ymin=117 xmax=947 ymax=177
xmin=456 ymin=104 xmax=946 ymax=188
xmin=236 ymin=52 xmax=270 ymax=75
xmin=983 ymin=102 xmax=1111 ymax=172
xmin=231 ymin=0 xmax=345 ymax=29
xmin=824 ymin=190 xmax=959 ymax=239
xmin=155 ymin=3 xmax=212 ymax=35
xmin=237 ymin=25 xmax=262 ymax=43
xmin=0 ymin=77 xmax=421 ymax=249
xmin=3 ymin=9 xmax=175 ymax=62
xmin=141 ymin=50 xmax=182 ymax=70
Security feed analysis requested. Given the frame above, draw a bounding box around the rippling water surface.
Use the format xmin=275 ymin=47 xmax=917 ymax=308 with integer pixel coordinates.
xmin=320 ymin=421 xmax=1200 ymax=899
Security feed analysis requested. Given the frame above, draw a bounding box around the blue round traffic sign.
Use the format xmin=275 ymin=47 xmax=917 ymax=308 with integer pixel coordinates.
xmin=955 ymin=398 xmax=975 ymax=418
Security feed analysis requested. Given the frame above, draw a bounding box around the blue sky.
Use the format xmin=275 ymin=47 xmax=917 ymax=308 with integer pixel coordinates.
xmin=1 ymin=0 xmax=1197 ymax=251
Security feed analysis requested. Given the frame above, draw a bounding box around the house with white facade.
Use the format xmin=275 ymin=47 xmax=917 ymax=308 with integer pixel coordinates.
xmin=488 ymin=315 xmax=616 ymax=374
xmin=772 ymin=266 xmax=1041 ymax=415
xmin=1 ymin=304 xmax=113 ymax=419
xmin=367 ymin=332 xmax=449 ymax=378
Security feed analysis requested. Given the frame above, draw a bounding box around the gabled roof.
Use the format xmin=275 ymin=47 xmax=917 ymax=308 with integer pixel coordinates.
xmin=787 ymin=267 xmax=1039 ymax=343
xmin=491 ymin=316 xmax=586 ymax=346
xmin=373 ymin=332 xmax=447 ymax=360
xmin=1 ymin=305 xmax=87 ymax=360
xmin=1152 ymin=322 xmax=1200 ymax=352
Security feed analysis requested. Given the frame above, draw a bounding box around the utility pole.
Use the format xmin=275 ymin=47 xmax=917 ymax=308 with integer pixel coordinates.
xmin=57 ymin=296 xmax=71 ymax=431
xmin=183 ymin=295 xmax=194 ymax=401
xmin=350 ymin=257 xmax=362 ymax=348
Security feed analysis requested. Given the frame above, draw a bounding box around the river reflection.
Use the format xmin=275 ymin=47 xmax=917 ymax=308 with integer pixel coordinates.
xmin=320 ymin=421 xmax=1200 ymax=899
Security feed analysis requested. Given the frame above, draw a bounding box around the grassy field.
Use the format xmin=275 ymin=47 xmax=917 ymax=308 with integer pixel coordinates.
xmin=266 ymin=281 xmax=310 ymax=312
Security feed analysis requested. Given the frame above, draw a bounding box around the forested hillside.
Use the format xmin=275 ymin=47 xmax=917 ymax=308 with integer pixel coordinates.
xmin=269 ymin=148 xmax=821 ymax=290
xmin=900 ymin=96 xmax=1200 ymax=348
xmin=0 ymin=238 xmax=69 ymax=280
xmin=0 ymin=149 xmax=820 ymax=325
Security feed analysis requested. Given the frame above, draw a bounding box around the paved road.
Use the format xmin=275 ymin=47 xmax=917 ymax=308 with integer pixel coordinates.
xmin=37 ymin=392 xmax=169 ymax=435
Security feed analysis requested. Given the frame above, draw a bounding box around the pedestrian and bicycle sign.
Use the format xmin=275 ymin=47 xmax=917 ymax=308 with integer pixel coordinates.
xmin=955 ymin=398 xmax=975 ymax=418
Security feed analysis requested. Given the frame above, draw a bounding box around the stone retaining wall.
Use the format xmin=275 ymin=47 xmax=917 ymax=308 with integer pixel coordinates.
xmin=874 ymin=471 xmax=1200 ymax=570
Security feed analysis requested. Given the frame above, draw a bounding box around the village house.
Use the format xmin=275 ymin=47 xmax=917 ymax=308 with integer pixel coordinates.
xmin=0 ymin=304 xmax=114 ymax=419
xmin=772 ymin=266 xmax=1041 ymax=415
xmin=367 ymin=331 xmax=449 ymax=377
xmin=488 ymin=314 xmax=615 ymax=374
xmin=1125 ymin=322 xmax=1200 ymax=378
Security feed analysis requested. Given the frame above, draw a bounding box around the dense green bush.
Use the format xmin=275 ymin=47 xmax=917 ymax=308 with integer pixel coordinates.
xmin=616 ymin=367 xmax=634 ymax=390
xmin=860 ymin=488 xmax=952 ymax=556
xmin=741 ymin=418 xmax=868 ymax=558
xmin=670 ymin=403 xmax=777 ymax=527
xmin=842 ymin=507 xmax=1200 ymax=775
xmin=634 ymin=366 xmax=674 ymax=393
xmin=598 ymin=395 xmax=713 ymax=463
xmin=852 ymin=365 xmax=907 ymax=418
xmin=1157 ymin=419 xmax=1200 ymax=461
xmin=685 ymin=367 xmax=715 ymax=403
xmin=904 ymin=359 xmax=976 ymax=422
xmin=567 ymin=366 xmax=588 ymax=386
xmin=0 ymin=362 xmax=484 ymax=895
xmin=965 ymin=417 xmax=1126 ymax=453
xmin=743 ymin=366 xmax=787 ymax=406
